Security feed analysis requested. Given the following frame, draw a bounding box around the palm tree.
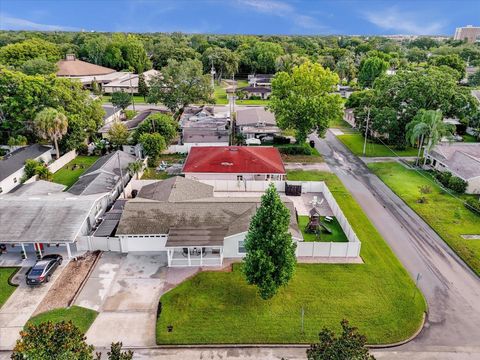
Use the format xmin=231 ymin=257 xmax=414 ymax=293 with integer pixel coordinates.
xmin=34 ymin=107 xmax=68 ymax=159
xmin=406 ymin=109 xmax=454 ymax=166
xmin=128 ymin=160 xmax=144 ymax=179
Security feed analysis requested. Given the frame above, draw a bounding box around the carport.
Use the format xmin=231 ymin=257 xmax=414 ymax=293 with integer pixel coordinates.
xmin=165 ymin=227 xmax=225 ymax=267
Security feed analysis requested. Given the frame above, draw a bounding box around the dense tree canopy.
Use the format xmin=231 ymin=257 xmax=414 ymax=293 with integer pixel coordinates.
xmin=0 ymin=66 xmax=104 ymax=149
xmin=0 ymin=38 xmax=60 ymax=67
xmin=132 ymin=113 xmax=178 ymax=144
xmin=358 ymin=56 xmax=389 ymax=88
xmin=201 ymin=46 xmax=239 ymax=82
xmin=429 ymin=54 xmax=466 ymax=80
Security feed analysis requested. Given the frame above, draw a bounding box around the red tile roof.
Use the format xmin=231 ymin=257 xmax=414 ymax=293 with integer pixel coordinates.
xmin=183 ymin=146 xmax=285 ymax=174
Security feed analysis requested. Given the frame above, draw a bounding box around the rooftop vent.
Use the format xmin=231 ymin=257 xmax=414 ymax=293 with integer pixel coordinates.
xmin=221 ymin=162 xmax=233 ymax=166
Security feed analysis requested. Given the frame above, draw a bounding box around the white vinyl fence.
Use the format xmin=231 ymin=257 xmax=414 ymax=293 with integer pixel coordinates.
xmin=199 ymin=179 xmax=361 ymax=258
xmin=48 ymin=150 xmax=77 ymax=173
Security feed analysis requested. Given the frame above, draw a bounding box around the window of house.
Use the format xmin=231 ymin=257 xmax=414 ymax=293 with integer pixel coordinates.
xmin=238 ymin=240 xmax=246 ymax=254
xmin=237 ymin=175 xmax=243 ymax=181
xmin=0 ymin=187 xmax=2 ymax=194
xmin=13 ymin=177 xmax=17 ymax=183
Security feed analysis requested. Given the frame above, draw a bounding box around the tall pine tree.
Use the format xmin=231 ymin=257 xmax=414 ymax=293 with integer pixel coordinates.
xmin=243 ymin=184 xmax=297 ymax=300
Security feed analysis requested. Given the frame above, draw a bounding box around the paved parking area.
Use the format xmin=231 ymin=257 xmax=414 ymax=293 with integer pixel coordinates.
xmin=76 ymin=252 xmax=167 ymax=347
xmin=0 ymin=262 xmax=67 ymax=350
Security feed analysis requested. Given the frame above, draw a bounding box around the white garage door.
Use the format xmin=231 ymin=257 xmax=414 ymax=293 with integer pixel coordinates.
xmin=124 ymin=236 xmax=167 ymax=252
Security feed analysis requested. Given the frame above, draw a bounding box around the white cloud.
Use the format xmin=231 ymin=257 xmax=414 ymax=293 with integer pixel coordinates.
xmin=0 ymin=14 xmax=78 ymax=31
xmin=363 ymin=7 xmax=445 ymax=35
xmin=236 ymin=0 xmax=326 ymax=31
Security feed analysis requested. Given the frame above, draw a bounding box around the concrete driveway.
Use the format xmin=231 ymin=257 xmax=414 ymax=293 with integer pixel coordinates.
xmin=0 ymin=262 xmax=67 ymax=350
xmin=75 ymin=252 xmax=167 ymax=347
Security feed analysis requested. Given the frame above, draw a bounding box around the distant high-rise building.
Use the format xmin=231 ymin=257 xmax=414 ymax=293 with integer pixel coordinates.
xmin=454 ymin=25 xmax=480 ymax=43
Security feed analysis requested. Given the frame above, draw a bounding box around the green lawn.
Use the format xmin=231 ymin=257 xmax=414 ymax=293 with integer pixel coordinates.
xmin=337 ymin=133 xmax=418 ymax=157
xmin=141 ymin=168 xmax=171 ymax=180
xmin=329 ymin=117 xmax=353 ymax=130
xmin=28 ymin=306 xmax=98 ymax=334
xmin=51 ymin=156 xmax=99 ymax=188
xmin=157 ymin=170 xmax=426 ymax=345
xmin=462 ymin=134 xmax=479 ymax=143
xmin=368 ymin=162 xmax=480 ymax=276
xmin=277 ymin=143 xmax=323 ymax=163
xmin=0 ymin=267 xmax=19 ymax=308
xmin=298 ymin=216 xmax=348 ymax=242
xmin=102 ymin=95 xmax=146 ymax=104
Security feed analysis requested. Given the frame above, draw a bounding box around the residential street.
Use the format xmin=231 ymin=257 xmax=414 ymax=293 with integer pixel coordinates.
xmin=310 ymin=130 xmax=480 ymax=354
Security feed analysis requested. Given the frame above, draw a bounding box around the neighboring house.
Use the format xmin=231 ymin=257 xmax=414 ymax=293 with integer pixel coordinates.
xmin=183 ymin=146 xmax=286 ymax=181
xmin=179 ymin=106 xmax=230 ymax=149
xmin=0 ymin=180 xmax=109 ymax=258
xmin=102 ymin=69 xmax=160 ymax=94
xmin=56 ymin=54 xmax=128 ymax=89
xmin=99 ymin=108 xmax=166 ymax=138
xmin=68 ymin=150 xmax=137 ymax=205
xmin=102 ymin=105 xmax=122 ymax=125
xmin=0 ymin=144 xmax=52 ymax=194
xmin=114 ymin=176 xmax=301 ymax=266
xmin=238 ymin=85 xmax=271 ymax=100
xmin=236 ymin=107 xmax=281 ymax=140
xmin=336 ymin=85 xmax=354 ymax=98
xmin=425 ymin=143 xmax=480 ymax=194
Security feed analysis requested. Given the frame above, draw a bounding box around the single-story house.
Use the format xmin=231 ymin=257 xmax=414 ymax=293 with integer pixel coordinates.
xmin=236 ymin=107 xmax=281 ymax=140
xmin=102 ymin=69 xmax=160 ymax=94
xmin=56 ymin=54 xmax=128 ymax=89
xmin=114 ymin=176 xmax=301 ymax=266
xmin=0 ymin=144 xmax=52 ymax=194
xmin=425 ymin=143 xmax=480 ymax=194
xmin=0 ymin=180 xmax=109 ymax=258
xmin=68 ymin=150 xmax=137 ymax=205
xmin=179 ymin=106 xmax=230 ymax=149
xmin=182 ymin=146 xmax=286 ymax=181
xmin=238 ymin=85 xmax=271 ymax=100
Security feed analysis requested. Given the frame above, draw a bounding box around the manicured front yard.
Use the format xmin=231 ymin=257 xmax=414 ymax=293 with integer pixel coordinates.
xmin=368 ymin=162 xmax=480 ymax=276
xmin=28 ymin=306 xmax=98 ymax=334
xmin=157 ymin=170 xmax=425 ymax=345
xmin=0 ymin=267 xmax=19 ymax=308
xmin=298 ymin=216 xmax=348 ymax=242
xmin=337 ymin=133 xmax=418 ymax=157
xmin=214 ymin=81 xmax=269 ymax=106
xmin=51 ymin=156 xmax=99 ymax=188
xmin=277 ymin=143 xmax=323 ymax=163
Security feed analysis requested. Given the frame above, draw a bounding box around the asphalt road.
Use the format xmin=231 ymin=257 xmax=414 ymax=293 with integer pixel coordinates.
xmin=310 ymin=131 xmax=480 ymax=353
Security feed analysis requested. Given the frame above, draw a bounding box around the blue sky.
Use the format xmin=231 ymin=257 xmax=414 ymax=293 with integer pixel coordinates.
xmin=0 ymin=0 xmax=479 ymax=35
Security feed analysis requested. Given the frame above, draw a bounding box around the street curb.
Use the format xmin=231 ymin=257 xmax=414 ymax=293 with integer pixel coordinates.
xmin=118 ymin=313 xmax=427 ymax=351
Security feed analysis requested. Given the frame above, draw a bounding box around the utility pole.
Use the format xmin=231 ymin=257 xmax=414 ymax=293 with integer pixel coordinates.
xmin=362 ymin=106 xmax=370 ymax=156
xmin=117 ymin=151 xmax=127 ymax=199
xmin=210 ymin=58 xmax=216 ymax=90
xmin=129 ymin=73 xmax=135 ymax=112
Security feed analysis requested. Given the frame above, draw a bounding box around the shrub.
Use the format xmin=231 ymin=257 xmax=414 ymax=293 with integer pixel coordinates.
xmin=76 ymin=143 xmax=88 ymax=155
xmin=419 ymin=185 xmax=432 ymax=194
xmin=278 ymin=144 xmax=313 ymax=155
xmin=465 ymin=197 xmax=480 ymax=215
xmin=23 ymin=159 xmax=41 ymax=180
xmin=124 ymin=110 xmax=137 ymax=120
xmin=435 ymin=171 xmax=452 ymax=187
xmin=448 ymin=176 xmax=468 ymax=194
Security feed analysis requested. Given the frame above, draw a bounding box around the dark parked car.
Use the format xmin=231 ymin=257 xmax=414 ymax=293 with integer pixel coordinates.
xmin=26 ymin=254 xmax=63 ymax=285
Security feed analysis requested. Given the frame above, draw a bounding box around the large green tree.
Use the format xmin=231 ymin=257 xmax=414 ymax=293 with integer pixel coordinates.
xmin=20 ymin=57 xmax=58 ymax=75
xmin=111 ymin=91 xmax=132 ymax=110
xmin=243 ymin=184 xmax=296 ymax=300
xmin=147 ymin=59 xmax=212 ymax=116
xmin=358 ymin=56 xmax=389 ymax=88
xmin=350 ymin=67 xmax=477 ymax=148
xmin=12 ymin=321 xmax=94 ymax=360
xmin=139 ymin=133 xmax=166 ymax=166
xmin=406 ymin=109 xmax=454 ymax=165
xmin=34 ymin=107 xmax=68 ymax=159
xmin=237 ymin=41 xmax=284 ymax=74
xmin=107 ymin=122 xmax=130 ymax=148
xmin=429 ymin=54 xmax=466 ymax=80
xmin=201 ymin=46 xmax=239 ymax=83
xmin=0 ymin=67 xmax=104 ymax=149
xmin=0 ymin=38 xmax=60 ymax=67
xmin=132 ymin=113 xmax=178 ymax=144
xmin=307 ymin=319 xmax=375 ymax=360
xmin=269 ymin=61 xmax=343 ymax=143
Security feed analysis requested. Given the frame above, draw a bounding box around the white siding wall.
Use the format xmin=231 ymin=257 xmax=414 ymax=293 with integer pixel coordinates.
xmin=119 ymin=235 xmax=167 ymax=253
xmin=166 ymin=142 xmax=230 ymax=154
xmin=48 ymin=150 xmax=77 ymax=173
xmin=467 ymin=176 xmax=480 ymax=194
xmin=223 ymin=233 xmax=247 ymax=258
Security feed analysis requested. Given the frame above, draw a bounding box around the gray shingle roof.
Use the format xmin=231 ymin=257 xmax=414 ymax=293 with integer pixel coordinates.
xmin=236 ymin=108 xmax=277 ymax=127
xmin=137 ymin=176 xmax=214 ymax=202
xmin=68 ymin=150 xmax=136 ymax=195
xmin=429 ymin=143 xmax=480 ymax=180
xmin=0 ymin=145 xmax=51 ymax=182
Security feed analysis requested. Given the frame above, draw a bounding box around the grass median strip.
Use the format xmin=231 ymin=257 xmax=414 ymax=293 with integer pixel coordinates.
xmin=156 ymin=170 xmax=425 ymax=345
xmin=28 ymin=306 xmax=98 ymax=334
xmin=368 ymin=162 xmax=480 ymax=276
